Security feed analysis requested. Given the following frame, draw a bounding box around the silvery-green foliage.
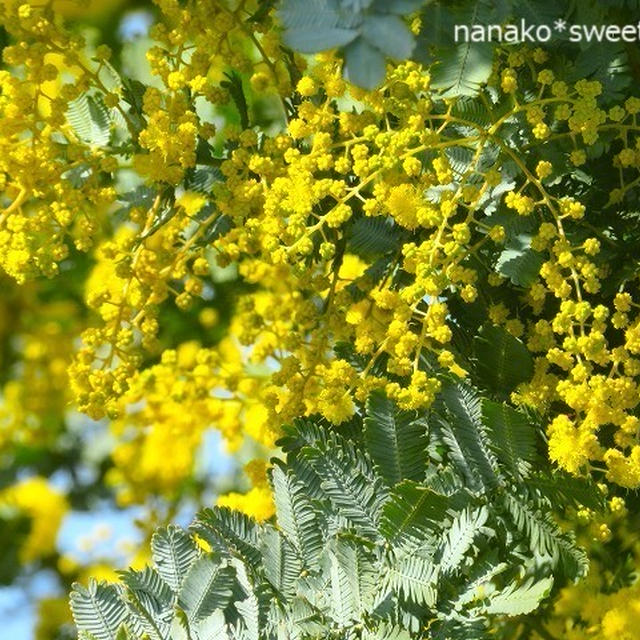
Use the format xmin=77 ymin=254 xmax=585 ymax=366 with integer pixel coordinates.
xmin=71 ymin=386 xmax=597 ymax=639
xmin=279 ymin=0 xmax=425 ymax=88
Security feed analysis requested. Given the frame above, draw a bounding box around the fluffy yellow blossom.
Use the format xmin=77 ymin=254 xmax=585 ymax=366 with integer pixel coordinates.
xmin=547 ymin=415 xmax=591 ymax=474
xmin=0 ymin=476 xmax=68 ymax=562
xmin=217 ymin=461 xmax=275 ymax=522
xmin=217 ymin=486 xmax=275 ymax=522
xmin=386 ymin=184 xmax=421 ymax=229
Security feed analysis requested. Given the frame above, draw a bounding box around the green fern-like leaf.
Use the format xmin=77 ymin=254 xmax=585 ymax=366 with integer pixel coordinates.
xmin=485 ymin=577 xmax=554 ymax=616
xmin=325 ymin=535 xmax=378 ymax=625
xmin=119 ymin=567 xmax=173 ymax=638
xmin=364 ymin=390 xmax=428 ymax=486
xmin=191 ymin=507 xmax=262 ymax=569
xmin=525 ymin=471 xmax=603 ymax=511
xmin=473 ymin=325 xmax=534 ymax=395
xmin=481 ymin=400 xmax=537 ymax=479
xmin=503 ymin=493 xmax=588 ymax=577
xmin=271 ymin=462 xmax=324 ymax=565
xmin=495 ymin=233 xmax=545 ymax=287
xmin=430 ymin=41 xmax=493 ymax=97
xmin=451 ymin=95 xmax=493 ymax=127
xmin=191 ymin=610 xmax=229 ymax=640
xmin=347 ymin=216 xmax=403 ymax=257
xmin=363 ymin=625 xmax=412 ymax=640
xmin=380 ymin=480 xmax=456 ymax=548
xmin=385 ymin=552 xmax=438 ymax=607
xmin=437 ymin=384 xmax=501 ymax=491
xmin=151 ymin=525 xmax=200 ymax=594
xmin=303 ymin=441 xmax=386 ymax=539
xmin=70 ymin=580 xmax=128 ymax=640
xmin=66 ymin=94 xmax=112 ymax=147
xmin=449 ymin=549 xmax=507 ymax=608
xmin=260 ymin=526 xmax=302 ymax=599
xmin=178 ymin=555 xmax=236 ymax=623
xmin=436 ymin=506 xmax=490 ymax=575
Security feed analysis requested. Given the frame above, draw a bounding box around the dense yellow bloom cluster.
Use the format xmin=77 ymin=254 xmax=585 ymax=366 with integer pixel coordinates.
xmin=192 ymin=51 xmax=640 ymax=488
xmin=0 ymin=279 xmax=80 ymax=456
xmin=0 ymin=3 xmax=118 ymax=282
xmin=541 ymin=568 xmax=640 ymax=639
xmin=0 ymin=475 xmax=67 ymax=562
xmin=533 ymin=495 xmax=640 ymax=639
xmin=106 ymin=339 xmax=276 ymax=505
xmin=217 ymin=459 xmax=274 ymax=521
xmin=4 ymin=0 xmax=640 ymax=495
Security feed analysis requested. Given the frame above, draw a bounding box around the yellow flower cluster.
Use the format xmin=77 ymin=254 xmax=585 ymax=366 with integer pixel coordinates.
xmin=134 ymin=92 xmax=199 ymax=185
xmin=21 ymin=15 xmax=634 ymax=492
xmin=209 ymin=54 xmax=640 ymax=491
xmin=0 ymin=475 xmax=68 ymax=562
xmin=217 ymin=459 xmax=275 ymax=521
xmin=0 ymin=3 xmax=117 ymax=281
xmin=5 ymin=1 xmax=640 ymax=636
xmin=0 ymin=279 xmax=79 ymax=457
xmin=533 ymin=495 xmax=640 ymax=640
xmin=106 ymin=340 xmax=276 ymax=506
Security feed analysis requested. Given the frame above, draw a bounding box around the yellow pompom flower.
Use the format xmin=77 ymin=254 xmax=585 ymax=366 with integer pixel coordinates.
xmin=0 ymin=476 xmax=68 ymax=562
